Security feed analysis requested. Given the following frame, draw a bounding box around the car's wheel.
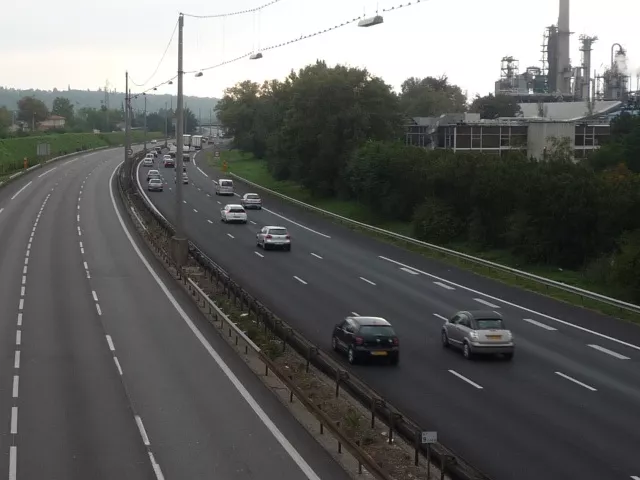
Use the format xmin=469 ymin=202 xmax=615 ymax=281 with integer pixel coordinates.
xmin=503 ymin=352 xmax=514 ymax=361
xmin=441 ymin=331 xmax=450 ymax=348
xmin=463 ymin=342 xmax=473 ymax=360
xmin=256 ymin=240 xmax=261 ymax=248
xmin=347 ymin=347 xmax=357 ymax=365
xmin=331 ymin=336 xmax=338 ymax=351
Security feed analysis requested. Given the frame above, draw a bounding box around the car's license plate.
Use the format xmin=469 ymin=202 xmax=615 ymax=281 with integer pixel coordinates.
xmin=487 ymin=335 xmax=502 ymax=339
xmin=371 ymin=351 xmax=388 ymax=356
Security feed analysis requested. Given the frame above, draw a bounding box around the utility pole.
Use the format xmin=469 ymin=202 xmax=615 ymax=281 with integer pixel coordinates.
xmin=124 ymin=71 xmax=131 ymax=190
xmin=143 ymin=94 xmax=147 ymax=152
xmin=198 ymin=108 xmax=201 ymax=134
xmin=172 ymin=13 xmax=188 ymax=267
xmin=164 ymin=101 xmax=168 ymax=147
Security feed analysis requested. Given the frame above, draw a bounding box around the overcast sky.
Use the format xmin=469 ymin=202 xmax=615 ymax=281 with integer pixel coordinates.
xmin=3 ymin=0 xmax=639 ymax=99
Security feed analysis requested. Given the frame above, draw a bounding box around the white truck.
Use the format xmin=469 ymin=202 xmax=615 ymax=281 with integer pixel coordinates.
xmin=183 ymin=134 xmax=192 ymax=152
xmin=191 ymin=135 xmax=203 ymax=150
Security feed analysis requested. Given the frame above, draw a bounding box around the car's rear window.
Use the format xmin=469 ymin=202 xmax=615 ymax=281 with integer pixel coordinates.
xmin=475 ymin=319 xmax=504 ymax=330
xmin=220 ymin=181 xmax=232 ymax=187
xmin=268 ymin=228 xmax=287 ymax=235
xmin=358 ymin=325 xmax=396 ymax=337
xmin=150 ymin=179 xmax=161 ymax=183
xmin=246 ymin=194 xmax=259 ymax=199
xmin=229 ymin=208 xmax=245 ymax=213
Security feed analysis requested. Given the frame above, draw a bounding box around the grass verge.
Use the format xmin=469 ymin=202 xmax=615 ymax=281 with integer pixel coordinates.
xmin=210 ymin=150 xmax=640 ymax=325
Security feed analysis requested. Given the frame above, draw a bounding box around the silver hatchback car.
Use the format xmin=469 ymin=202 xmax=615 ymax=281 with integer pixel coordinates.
xmin=441 ymin=310 xmax=514 ymax=360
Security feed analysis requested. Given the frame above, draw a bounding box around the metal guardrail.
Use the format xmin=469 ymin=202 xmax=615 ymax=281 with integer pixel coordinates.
xmin=185 ymin=278 xmax=392 ymax=480
xmin=227 ymin=172 xmax=640 ymax=315
xmin=126 ymin=157 xmax=491 ymax=480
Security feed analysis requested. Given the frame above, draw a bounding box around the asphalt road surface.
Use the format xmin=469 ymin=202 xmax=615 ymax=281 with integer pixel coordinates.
xmin=137 ymin=145 xmax=640 ymax=480
xmin=0 ymin=146 xmax=349 ymax=480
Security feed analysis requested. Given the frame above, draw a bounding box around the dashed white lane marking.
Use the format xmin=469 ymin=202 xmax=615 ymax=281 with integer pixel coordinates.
xmin=14 ymin=352 xmax=20 ymax=369
xmin=587 ymin=344 xmax=630 ymax=360
xmin=12 ymin=376 xmax=19 ymax=398
xmin=449 ymin=370 xmax=483 ymax=389
xmin=96 ymin=304 xmax=102 ymax=316
xmin=523 ymin=318 xmax=557 ymax=331
xmin=207 ymin=219 xmax=213 ymax=224
xmin=20 ymin=286 xmax=25 ymax=297
xmin=112 ymin=161 xmax=321 ymax=480
xmin=77 ymin=214 xmax=80 ymax=222
xmin=135 ymin=416 xmax=151 ymax=446
xmin=17 ymin=314 xmax=22 ymax=327
xmin=106 ymin=335 xmax=115 ymax=351
xmin=217 ymin=200 xmax=221 ymax=205
xmin=249 ymin=220 xmax=256 ymax=225
xmin=351 ymin=312 xmax=359 ymax=316
xmin=474 ymin=298 xmax=500 ymax=308
xmin=21 ymin=276 xmax=26 ymax=285
xmin=0 ymin=208 xmax=3 ymax=215
xmin=10 ymin=407 xmax=18 ymax=434
xmin=254 ymin=252 xmax=264 ymax=258
xmin=15 ymin=331 xmax=21 ymax=346
xmin=22 ymin=266 xmax=27 ymax=274
xmin=433 ymin=313 xmax=448 ymax=321
xmin=380 ymin=255 xmax=640 ymax=353
xmin=18 ymin=299 xmax=24 ymax=310
xmin=555 ymin=372 xmax=597 ymax=391
xmin=92 ymin=291 xmax=99 ymax=302
xmin=293 ymin=276 xmax=307 ymax=285
xmin=400 ymin=267 xmax=419 ymax=275
xmin=227 ymin=233 xmax=234 ymax=239
xmin=434 ymin=281 xmax=455 ymax=290
xmin=10 ymin=181 xmax=32 ymax=201
xmin=193 ymin=208 xmax=198 ymax=213
xmin=310 ymin=253 xmax=323 ymax=259
xmin=183 ymin=200 xmax=187 ymax=204
xmin=197 ymin=167 xmax=209 ymax=177
xmin=9 ymin=445 xmax=16 ymax=479
xmin=630 ymin=476 xmax=640 ymax=479
xmin=359 ymin=277 xmax=376 ymax=286
xmin=148 ymin=452 xmax=165 ymax=480
xmin=113 ymin=357 xmax=123 ymax=375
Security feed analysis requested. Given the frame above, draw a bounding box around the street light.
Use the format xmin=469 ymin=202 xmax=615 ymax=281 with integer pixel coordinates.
xmin=358 ymin=15 xmax=383 ymax=27
xmin=250 ymin=52 xmax=263 ymax=60
xmin=142 ymin=92 xmax=147 ymax=152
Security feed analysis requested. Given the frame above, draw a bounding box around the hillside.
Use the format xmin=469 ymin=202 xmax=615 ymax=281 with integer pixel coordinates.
xmin=0 ymin=87 xmax=219 ymax=118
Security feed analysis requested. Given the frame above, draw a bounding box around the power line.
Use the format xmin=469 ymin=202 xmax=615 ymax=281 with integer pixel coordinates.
xmin=136 ymin=0 xmax=428 ymax=91
xmin=182 ymin=0 xmax=283 ymax=19
xmin=129 ymin=19 xmax=180 ymax=87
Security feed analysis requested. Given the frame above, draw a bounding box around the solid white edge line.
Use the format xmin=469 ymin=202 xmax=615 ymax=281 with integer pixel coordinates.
xmin=9 ymin=446 xmax=16 ymax=480
xmin=554 ymin=371 xmax=597 ymax=391
xmin=379 ymin=256 xmax=640 ymax=353
xmin=587 ymin=344 xmax=630 ymax=360
xmin=10 ymin=181 xmax=33 ymax=201
xmin=109 ymin=161 xmax=322 ymax=480
xmin=448 ymin=370 xmax=483 ymax=389
xmin=522 ymin=318 xmax=557 ymax=331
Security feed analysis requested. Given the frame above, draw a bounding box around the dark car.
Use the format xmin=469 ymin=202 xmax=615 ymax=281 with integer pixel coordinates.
xmin=331 ymin=316 xmax=399 ymax=365
xmin=183 ymin=154 xmax=190 ymax=162
xmin=155 ymin=146 xmax=162 ymax=153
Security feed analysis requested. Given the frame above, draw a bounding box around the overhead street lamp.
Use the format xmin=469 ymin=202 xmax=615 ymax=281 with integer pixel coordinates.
xmin=358 ymin=15 xmax=383 ymax=27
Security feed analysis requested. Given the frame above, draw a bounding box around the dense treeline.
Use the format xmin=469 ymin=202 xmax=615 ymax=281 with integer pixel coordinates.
xmin=216 ymin=61 xmax=640 ymax=302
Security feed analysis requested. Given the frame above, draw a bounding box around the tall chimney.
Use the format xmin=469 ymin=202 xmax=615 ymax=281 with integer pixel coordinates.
xmin=556 ymin=0 xmax=572 ymax=95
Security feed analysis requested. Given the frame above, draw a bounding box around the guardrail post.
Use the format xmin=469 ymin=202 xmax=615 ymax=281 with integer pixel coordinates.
xmin=414 ymin=431 xmax=420 ymax=466
xmin=306 ymin=346 xmax=317 ymax=373
xmin=389 ymin=412 xmax=402 ymax=445
xmin=356 ymin=440 xmax=363 ymax=474
xmin=371 ymin=397 xmax=379 ymax=428
xmin=336 ymin=421 xmax=342 ymax=454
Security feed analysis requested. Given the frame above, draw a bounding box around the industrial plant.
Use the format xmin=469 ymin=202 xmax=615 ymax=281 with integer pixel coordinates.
xmin=494 ymin=0 xmax=639 ymax=118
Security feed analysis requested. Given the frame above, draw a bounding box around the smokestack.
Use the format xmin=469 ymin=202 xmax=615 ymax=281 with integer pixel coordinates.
xmin=556 ymin=0 xmax=572 ymax=95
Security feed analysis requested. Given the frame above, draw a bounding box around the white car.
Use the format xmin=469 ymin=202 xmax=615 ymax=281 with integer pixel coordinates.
xmin=241 ymin=193 xmax=262 ymax=209
xmin=146 ymin=169 xmax=160 ymax=181
xmin=142 ymin=157 xmax=153 ymax=167
xmin=151 ymin=139 xmax=157 ymax=144
xmin=256 ymin=226 xmax=291 ymax=251
xmin=220 ymin=204 xmax=247 ymax=224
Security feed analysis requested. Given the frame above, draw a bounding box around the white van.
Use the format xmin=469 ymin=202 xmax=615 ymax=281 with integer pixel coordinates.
xmin=215 ymin=179 xmax=234 ymax=196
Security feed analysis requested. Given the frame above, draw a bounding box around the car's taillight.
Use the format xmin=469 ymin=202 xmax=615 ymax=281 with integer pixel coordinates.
xmin=285 ymin=235 xmax=290 ymax=239
xmin=265 ymin=234 xmax=272 ymax=239
xmin=392 ymin=337 xmax=399 ymax=346
xmin=355 ymin=336 xmax=364 ymax=345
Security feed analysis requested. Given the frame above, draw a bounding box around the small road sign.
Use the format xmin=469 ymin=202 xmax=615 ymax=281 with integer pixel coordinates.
xmin=421 ymin=431 xmax=437 ymax=444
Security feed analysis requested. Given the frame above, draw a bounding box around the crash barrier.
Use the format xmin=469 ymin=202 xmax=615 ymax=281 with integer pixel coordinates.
xmin=120 ymin=157 xmax=492 ymax=480
xmin=227 ymin=172 xmax=640 ymax=316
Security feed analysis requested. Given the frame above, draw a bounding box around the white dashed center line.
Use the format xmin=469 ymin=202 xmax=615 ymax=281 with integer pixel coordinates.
xmin=254 ymin=252 xmax=264 ymax=258
xmin=448 ymin=370 xmax=483 ymax=389
xmin=359 ymin=277 xmax=376 ymax=286
xmin=227 ymin=233 xmax=234 ymax=239
xmin=400 ymin=267 xmax=419 ymax=275
xmin=587 ymin=344 xmax=630 ymax=360
xmin=555 ymin=372 xmax=597 ymax=391
xmin=522 ymin=318 xmax=557 ymax=331
xmin=310 ymin=253 xmax=323 ymax=259
xmin=434 ymin=281 xmax=455 ymax=290
xmin=293 ymin=276 xmax=307 ymax=285
xmin=473 ymin=298 xmax=500 ymax=308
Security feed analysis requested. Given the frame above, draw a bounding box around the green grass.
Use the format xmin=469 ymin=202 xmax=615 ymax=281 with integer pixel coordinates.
xmin=209 ymin=150 xmax=640 ymax=325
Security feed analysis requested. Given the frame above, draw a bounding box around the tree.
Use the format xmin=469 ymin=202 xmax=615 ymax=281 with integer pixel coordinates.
xmin=51 ymin=97 xmax=74 ymax=123
xmin=184 ymin=108 xmax=198 ymax=134
xmin=0 ymin=106 xmax=11 ymax=135
xmin=469 ymin=93 xmax=521 ymax=119
xmin=17 ymin=96 xmax=49 ymax=126
xmin=399 ymin=76 xmax=467 ymax=117
xmin=587 ymin=113 xmax=640 ymax=173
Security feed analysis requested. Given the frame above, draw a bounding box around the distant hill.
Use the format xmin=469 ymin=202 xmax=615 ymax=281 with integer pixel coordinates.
xmin=0 ymin=87 xmax=219 ymax=120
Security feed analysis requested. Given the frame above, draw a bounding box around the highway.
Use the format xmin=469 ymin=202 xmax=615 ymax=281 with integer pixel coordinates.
xmin=0 ymin=146 xmax=349 ymax=480
xmin=138 ymin=145 xmax=640 ymax=480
